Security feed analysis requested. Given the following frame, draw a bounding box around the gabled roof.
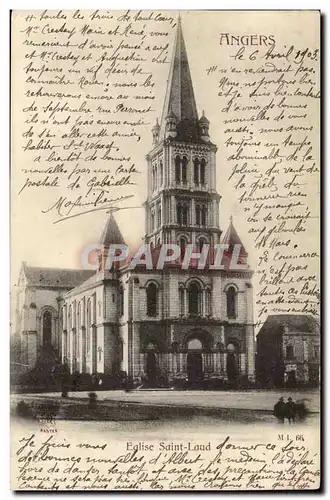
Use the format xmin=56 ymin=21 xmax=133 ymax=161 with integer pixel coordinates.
xmin=159 ymin=17 xmax=199 ymax=142
xmin=100 ymin=213 xmax=126 ymax=247
xmin=22 ymin=263 xmax=95 ymax=289
xmin=258 ymin=314 xmax=320 ymax=337
xmin=221 ymin=216 xmax=248 ymax=255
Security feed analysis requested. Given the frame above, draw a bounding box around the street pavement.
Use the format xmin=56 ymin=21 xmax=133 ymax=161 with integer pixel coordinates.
xmin=12 ymin=388 xmax=320 ymax=413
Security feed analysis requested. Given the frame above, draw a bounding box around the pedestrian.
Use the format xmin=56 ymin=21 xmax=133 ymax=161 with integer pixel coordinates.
xmin=273 ymin=396 xmax=286 ymax=423
xmin=284 ymin=372 xmax=288 ymax=388
xmin=285 ymin=397 xmax=296 ymax=424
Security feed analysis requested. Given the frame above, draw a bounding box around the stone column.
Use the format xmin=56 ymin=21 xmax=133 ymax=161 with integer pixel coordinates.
xmin=246 ymin=285 xmax=255 ymax=382
xmin=212 ymin=200 xmax=217 ymax=227
xmin=80 ymin=327 xmax=86 ymax=372
xmin=184 ymin=288 xmax=188 ymax=317
xmin=171 ymin=195 xmax=176 ymax=224
xmin=161 ymin=195 xmax=164 ymax=226
xmin=216 ymin=350 xmax=220 ymax=373
xmin=61 ymin=330 xmax=66 ymax=363
xmin=191 ymin=198 xmax=195 ymax=226
xmin=220 ymin=325 xmax=227 ymax=378
xmin=188 ymin=151 xmax=193 ymax=188
xmin=168 ymin=145 xmax=173 ymax=186
xmin=68 ymin=329 xmax=74 ymax=373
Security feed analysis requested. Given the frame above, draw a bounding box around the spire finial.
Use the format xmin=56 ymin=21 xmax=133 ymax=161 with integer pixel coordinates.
xmin=230 ymin=215 xmax=233 ymax=224
xmin=202 ymin=110 xmax=205 ymax=117
xmin=178 ymin=13 xmax=181 ymax=25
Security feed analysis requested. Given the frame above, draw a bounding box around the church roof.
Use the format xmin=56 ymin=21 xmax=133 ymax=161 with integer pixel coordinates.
xmin=258 ymin=315 xmax=320 ymax=337
xmin=222 ymin=217 xmax=248 ymax=255
xmin=159 ymin=17 xmax=200 ymax=142
xmin=23 ymin=264 xmax=95 ymax=289
xmin=100 ymin=213 xmax=126 ymax=247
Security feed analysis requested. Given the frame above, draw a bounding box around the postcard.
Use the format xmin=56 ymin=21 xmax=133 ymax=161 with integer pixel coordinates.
xmin=10 ymin=10 xmax=320 ymax=491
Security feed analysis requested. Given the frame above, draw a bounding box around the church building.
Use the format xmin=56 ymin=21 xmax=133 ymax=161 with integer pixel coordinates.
xmin=14 ymin=19 xmax=255 ymax=386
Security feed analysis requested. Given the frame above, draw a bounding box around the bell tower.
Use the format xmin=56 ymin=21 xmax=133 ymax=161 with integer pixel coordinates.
xmin=144 ymin=17 xmax=222 ymax=253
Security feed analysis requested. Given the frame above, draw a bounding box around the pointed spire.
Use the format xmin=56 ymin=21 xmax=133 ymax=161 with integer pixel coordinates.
xmin=100 ymin=213 xmax=126 ymax=247
xmin=159 ymin=16 xmax=199 ymax=142
xmin=222 ymin=217 xmax=247 ymax=255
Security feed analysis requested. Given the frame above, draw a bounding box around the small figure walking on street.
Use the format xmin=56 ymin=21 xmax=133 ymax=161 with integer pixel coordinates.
xmin=285 ymin=397 xmax=296 ymax=424
xmin=273 ymin=396 xmax=286 ymax=423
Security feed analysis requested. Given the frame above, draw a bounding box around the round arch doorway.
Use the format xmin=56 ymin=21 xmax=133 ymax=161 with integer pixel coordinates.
xmin=145 ymin=343 xmax=158 ymax=386
xmin=226 ymin=342 xmax=239 ymax=386
xmin=186 ymin=338 xmax=204 ymax=384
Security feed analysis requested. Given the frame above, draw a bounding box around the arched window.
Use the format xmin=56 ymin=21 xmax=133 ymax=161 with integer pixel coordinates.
xmin=187 ymin=338 xmax=203 ymax=350
xmin=146 ymin=283 xmax=158 ymax=317
xmin=201 ymin=205 xmax=207 ymax=226
xmin=179 ymin=237 xmax=187 ymax=260
xmin=119 ymin=286 xmax=124 ymax=316
xmin=226 ymin=286 xmax=237 ymax=319
xmin=177 ymin=202 xmax=188 ymax=226
xmin=188 ymin=282 xmax=202 ymax=316
xmin=227 ymin=343 xmax=236 ymax=353
xmin=182 ymin=156 xmax=188 ymax=184
xmin=151 ymin=210 xmax=155 ymax=231
xmin=177 ymin=202 xmax=182 ymax=225
xmin=154 ymin=165 xmax=158 ymax=189
xmin=193 ymin=158 xmax=199 ymax=184
xmin=152 ymin=166 xmax=155 ymax=191
xmin=200 ymin=158 xmax=206 ymax=185
xmin=198 ymin=237 xmax=207 ymax=252
xmin=159 ymin=160 xmax=163 ymax=186
xmin=182 ymin=204 xmax=188 ymax=225
xmin=196 ymin=204 xmax=201 ymax=225
xmin=42 ymin=310 xmax=52 ymax=345
xmin=205 ymin=288 xmax=211 ymax=316
xmin=157 ymin=205 xmax=161 ymax=227
xmin=175 ymin=155 xmax=181 ymax=183
xmin=179 ymin=287 xmax=185 ymax=315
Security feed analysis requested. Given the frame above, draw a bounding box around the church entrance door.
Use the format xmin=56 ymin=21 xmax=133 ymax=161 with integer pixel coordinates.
xmin=187 ymin=351 xmax=203 ymax=383
xmin=226 ymin=343 xmax=239 ymax=386
xmin=146 ymin=351 xmax=157 ymax=385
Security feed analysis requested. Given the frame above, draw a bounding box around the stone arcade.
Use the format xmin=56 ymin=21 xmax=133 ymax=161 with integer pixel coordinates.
xmin=15 ymin=19 xmax=255 ymax=385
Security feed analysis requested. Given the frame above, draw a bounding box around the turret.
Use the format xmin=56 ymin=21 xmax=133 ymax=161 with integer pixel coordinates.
xmin=165 ymin=106 xmax=177 ymax=138
xmin=98 ymin=213 xmax=126 ymax=272
xmin=152 ymin=118 xmax=160 ymax=145
xmin=199 ymin=110 xmax=210 ymax=142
